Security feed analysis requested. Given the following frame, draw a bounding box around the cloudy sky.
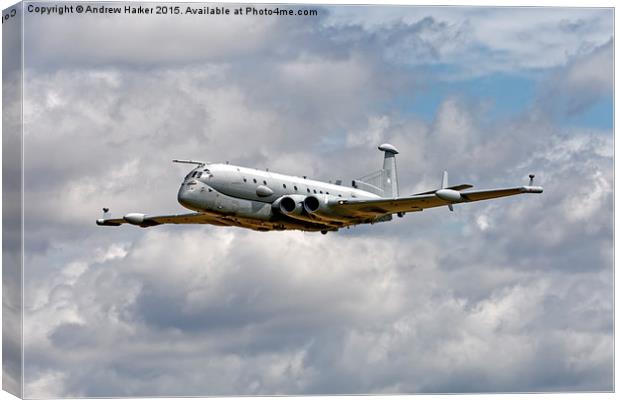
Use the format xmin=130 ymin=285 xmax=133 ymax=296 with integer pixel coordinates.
xmin=5 ymin=3 xmax=614 ymax=397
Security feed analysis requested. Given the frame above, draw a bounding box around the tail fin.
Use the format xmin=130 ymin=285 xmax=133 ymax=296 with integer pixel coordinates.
xmin=352 ymin=143 xmax=399 ymax=198
xmin=379 ymin=143 xmax=399 ymax=198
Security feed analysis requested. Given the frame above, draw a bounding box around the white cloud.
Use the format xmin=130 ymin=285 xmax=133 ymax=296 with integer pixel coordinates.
xmin=346 ymin=115 xmax=390 ymax=147
xmin=475 ymin=214 xmax=490 ymax=231
xmin=563 ymin=169 xmax=611 ymax=223
xmin=25 ymin=371 xmax=68 ymax=398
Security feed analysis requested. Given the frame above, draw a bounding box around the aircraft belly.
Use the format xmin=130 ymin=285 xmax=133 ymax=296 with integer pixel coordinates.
xmin=213 ymin=200 xmax=334 ymax=232
xmin=182 ymin=181 xmax=342 ymax=232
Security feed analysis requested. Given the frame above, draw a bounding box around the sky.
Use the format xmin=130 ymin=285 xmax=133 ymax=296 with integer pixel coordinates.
xmin=2 ymin=3 xmax=614 ymax=397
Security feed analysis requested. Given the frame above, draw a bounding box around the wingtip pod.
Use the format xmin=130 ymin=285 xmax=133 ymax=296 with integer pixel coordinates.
xmin=521 ymin=186 xmax=544 ymax=194
xmin=96 ymin=218 xmax=122 ymax=227
xmin=97 ymin=207 xmax=116 ymax=226
xmin=523 ymin=174 xmax=543 ymax=193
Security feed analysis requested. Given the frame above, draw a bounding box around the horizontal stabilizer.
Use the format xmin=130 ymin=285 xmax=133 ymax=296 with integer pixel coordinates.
xmin=413 ymin=184 xmax=473 ymax=196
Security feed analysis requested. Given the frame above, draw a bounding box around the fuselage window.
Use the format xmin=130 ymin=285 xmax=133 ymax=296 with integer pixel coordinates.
xmin=319 ymin=191 xmax=323 ymax=194
xmin=313 ymin=189 xmax=317 ymax=193
xmin=294 ymin=186 xmax=298 ymax=191
xmin=326 ymin=192 xmax=329 ymax=195
xmin=253 ymin=178 xmax=257 ymax=183
xmin=338 ymin=194 xmax=342 ymax=197
xmin=263 ymin=180 xmax=267 ymax=185
xmin=306 ymin=188 xmax=310 ymax=193
xmin=283 ymin=184 xmax=287 ymax=189
xmin=243 ymin=178 xmax=247 ymax=182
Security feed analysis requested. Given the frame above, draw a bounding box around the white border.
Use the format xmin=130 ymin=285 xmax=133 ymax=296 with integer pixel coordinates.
xmin=0 ymin=1 xmax=615 ymax=399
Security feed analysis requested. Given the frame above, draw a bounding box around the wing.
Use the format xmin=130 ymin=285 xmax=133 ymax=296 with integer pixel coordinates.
xmin=332 ymin=185 xmax=543 ymax=217
xmin=96 ymin=212 xmax=228 ymax=228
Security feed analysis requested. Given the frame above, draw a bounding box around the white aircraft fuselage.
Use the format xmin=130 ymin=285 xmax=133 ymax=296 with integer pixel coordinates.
xmin=177 ymin=163 xmax=383 ymax=232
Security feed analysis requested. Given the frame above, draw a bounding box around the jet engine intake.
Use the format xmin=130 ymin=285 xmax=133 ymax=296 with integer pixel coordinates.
xmin=280 ymin=196 xmax=298 ymax=213
xmin=272 ymin=194 xmax=306 ymax=216
xmin=303 ymin=195 xmax=351 ymax=223
xmin=303 ymin=196 xmax=320 ymax=213
xmin=272 ymin=194 xmax=342 ymax=227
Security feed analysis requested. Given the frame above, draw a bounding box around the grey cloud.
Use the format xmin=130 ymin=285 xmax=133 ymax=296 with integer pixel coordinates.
xmin=327 ymin=7 xmax=612 ymax=76
xmin=539 ymin=39 xmax=613 ymax=116
xmin=25 ymin=7 xmax=287 ymax=68
xmin=48 ymin=323 xmax=96 ymax=350
xmin=22 ymin=5 xmax=614 ymax=84
xmin=558 ymin=17 xmax=588 ymax=33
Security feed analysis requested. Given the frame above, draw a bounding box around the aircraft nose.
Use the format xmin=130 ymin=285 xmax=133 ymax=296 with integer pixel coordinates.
xmin=177 ymin=182 xmax=191 ymax=207
xmin=177 ymin=179 xmax=205 ymax=211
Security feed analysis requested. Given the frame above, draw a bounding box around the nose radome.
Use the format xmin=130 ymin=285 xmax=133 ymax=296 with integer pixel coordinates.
xmin=177 ymin=183 xmax=191 ymax=208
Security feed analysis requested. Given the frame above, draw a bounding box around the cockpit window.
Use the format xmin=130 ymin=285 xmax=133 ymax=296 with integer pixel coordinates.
xmin=196 ymin=172 xmax=202 ymax=178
